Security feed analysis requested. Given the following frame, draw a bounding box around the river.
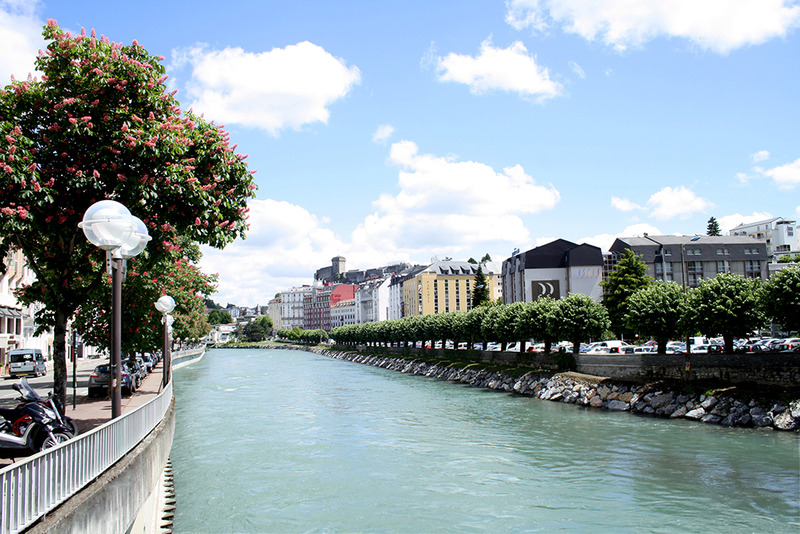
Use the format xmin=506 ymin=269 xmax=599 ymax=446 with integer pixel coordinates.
xmin=170 ymin=348 xmax=799 ymax=533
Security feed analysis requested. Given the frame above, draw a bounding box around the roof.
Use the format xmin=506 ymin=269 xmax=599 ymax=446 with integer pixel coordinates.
xmin=729 ymin=217 xmax=795 ymax=230
xmin=422 ymin=260 xmax=501 ymax=276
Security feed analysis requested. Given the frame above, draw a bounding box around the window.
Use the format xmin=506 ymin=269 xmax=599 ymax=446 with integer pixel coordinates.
xmin=716 ymin=260 xmax=730 ymax=274
xmin=788 ymin=226 xmax=794 ymax=236
xmin=654 ymin=262 xmax=673 ymax=281
xmin=745 ymin=260 xmax=761 ymax=279
xmin=664 ymin=249 xmax=672 ymax=256
xmin=716 ymin=248 xmax=730 ymax=256
xmin=687 ymin=261 xmax=703 ymax=287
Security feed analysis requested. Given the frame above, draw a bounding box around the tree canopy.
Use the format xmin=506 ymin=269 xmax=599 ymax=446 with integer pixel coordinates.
xmin=762 ymin=265 xmax=800 ymax=333
xmin=686 ymin=273 xmax=764 ymax=353
xmin=706 ymin=216 xmax=722 ymax=236
xmin=626 ymin=281 xmax=687 ymax=353
xmin=601 ymin=249 xmax=651 ymax=338
xmin=551 ymin=293 xmax=609 ymax=354
xmin=208 ymin=309 xmax=234 ymax=325
xmin=0 ymin=22 xmax=256 ymax=405
xmin=472 ymin=265 xmax=490 ymax=308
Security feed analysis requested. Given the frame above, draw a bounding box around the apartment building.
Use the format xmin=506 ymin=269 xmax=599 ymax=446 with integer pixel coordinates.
xmin=303 ymin=284 xmax=356 ymax=332
xmin=331 ymin=298 xmax=357 ymax=328
xmin=401 ymin=261 xmax=502 ymax=317
xmin=608 ymin=235 xmax=768 ymax=287
xmin=502 ymin=239 xmax=604 ymax=304
xmin=280 ymin=285 xmax=313 ymax=330
xmin=355 ymin=276 xmax=391 ymax=324
xmin=728 ymin=217 xmax=798 ymax=259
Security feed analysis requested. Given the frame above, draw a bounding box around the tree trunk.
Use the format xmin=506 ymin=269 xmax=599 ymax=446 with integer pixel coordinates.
xmin=658 ymin=337 xmax=668 ymax=354
xmin=572 ymin=339 xmax=580 ymax=355
xmin=53 ymin=309 xmax=68 ymax=409
xmin=544 ymin=339 xmax=552 ymax=355
xmin=724 ymin=334 xmax=734 ymax=354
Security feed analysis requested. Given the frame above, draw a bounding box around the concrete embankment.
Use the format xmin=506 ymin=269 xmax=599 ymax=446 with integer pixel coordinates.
xmin=309 ymin=347 xmax=800 ymax=432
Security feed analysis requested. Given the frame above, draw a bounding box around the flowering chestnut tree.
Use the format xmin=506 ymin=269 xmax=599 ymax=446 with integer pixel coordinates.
xmin=0 ymin=22 xmax=256 ymax=405
xmin=72 ymin=242 xmax=217 ymax=356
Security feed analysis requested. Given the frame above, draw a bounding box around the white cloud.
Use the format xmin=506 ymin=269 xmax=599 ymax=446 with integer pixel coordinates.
xmin=611 ymin=196 xmax=643 ymax=212
xmin=0 ymin=1 xmax=44 ymax=83
xmin=762 ymin=157 xmax=800 ymax=189
xmin=199 ymin=198 xmax=348 ymax=306
xmin=506 ymin=0 xmax=800 ymax=53
xmin=173 ymin=41 xmax=361 ymax=136
xmin=647 ymin=186 xmax=713 ymax=219
xmin=372 ymin=124 xmax=395 ymax=145
xmin=353 ymin=139 xmax=560 ymax=256
xmin=751 ymin=149 xmax=770 ymax=162
xmin=717 ymin=211 xmax=773 ymax=233
xmin=435 ymin=39 xmax=562 ymax=101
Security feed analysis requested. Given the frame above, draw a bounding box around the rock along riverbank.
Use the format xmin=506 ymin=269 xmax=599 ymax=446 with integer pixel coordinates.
xmin=301 ymin=346 xmax=800 ymax=432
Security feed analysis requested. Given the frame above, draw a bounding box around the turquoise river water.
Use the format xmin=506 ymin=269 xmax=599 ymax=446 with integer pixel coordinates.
xmin=170 ymin=348 xmax=799 ymax=533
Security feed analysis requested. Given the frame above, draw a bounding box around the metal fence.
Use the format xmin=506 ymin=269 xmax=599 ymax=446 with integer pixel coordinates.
xmin=0 ymin=379 xmax=173 ymax=534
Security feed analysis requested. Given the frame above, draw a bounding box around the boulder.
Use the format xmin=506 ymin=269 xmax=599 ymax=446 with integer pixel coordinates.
xmin=773 ymin=410 xmax=799 ymax=431
xmin=589 ymin=396 xmax=604 ymax=408
xmin=670 ymin=405 xmax=688 ymax=418
xmin=685 ymin=407 xmax=706 ymax=420
xmin=607 ymin=400 xmax=629 ymax=411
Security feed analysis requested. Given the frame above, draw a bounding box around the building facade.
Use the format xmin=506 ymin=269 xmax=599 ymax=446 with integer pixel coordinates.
xmin=280 ymin=285 xmax=313 ymax=330
xmin=1 ymin=250 xmax=55 ymax=369
xmin=331 ymin=298 xmax=357 ymax=328
xmin=355 ymin=276 xmax=391 ymax=324
xmin=728 ymin=217 xmax=798 ymax=259
xmin=402 ymin=261 xmax=502 ymax=317
xmin=267 ymin=296 xmax=282 ymax=333
xmin=303 ymin=284 xmax=357 ymax=332
xmin=608 ymin=235 xmax=768 ymax=287
xmin=502 ymin=239 xmax=604 ymax=304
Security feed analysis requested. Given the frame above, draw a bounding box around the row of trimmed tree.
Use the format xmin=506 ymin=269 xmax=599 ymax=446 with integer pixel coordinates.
xmin=276 ymin=327 xmax=328 ymax=345
xmin=331 ymin=265 xmax=800 ymax=355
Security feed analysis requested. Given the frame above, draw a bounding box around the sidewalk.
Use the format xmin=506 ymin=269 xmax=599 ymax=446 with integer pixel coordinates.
xmin=66 ymin=361 xmax=167 ymax=434
xmin=0 ymin=361 xmax=166 ymax=468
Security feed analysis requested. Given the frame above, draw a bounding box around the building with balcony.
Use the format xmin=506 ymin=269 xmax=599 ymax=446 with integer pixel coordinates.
xmin=355 ymin=276 xmax=391 ymax=324
xmin=728 ymin=217 xmax=798 ymax=260
xmin=1 ymin=250 xmax=54 ymax=369
xmin=608 ymin=235 xmax=768 ymax=287
xmin=280 ymin=285 xmax=313 ymax=330
xmin=502 ymin=239 xmax=604 ymax=304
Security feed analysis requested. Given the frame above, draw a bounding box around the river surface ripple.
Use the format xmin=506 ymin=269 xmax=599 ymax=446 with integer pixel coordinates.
xmin=170 ymin=348 xmax=799 ymax=533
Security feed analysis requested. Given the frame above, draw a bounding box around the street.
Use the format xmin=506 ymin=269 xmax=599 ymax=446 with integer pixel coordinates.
xmin=0 ymin=358 xmax=105 ymax=408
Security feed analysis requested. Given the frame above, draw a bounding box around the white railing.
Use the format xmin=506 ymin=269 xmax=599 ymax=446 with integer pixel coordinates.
xmin=0 ymin=379 xmax=173 ymax=534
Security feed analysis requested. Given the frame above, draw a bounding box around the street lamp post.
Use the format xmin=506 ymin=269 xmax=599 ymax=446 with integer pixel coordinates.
xmin=79 ymin=200 xmax=150 ymax=419
xmin=154 ymin=295 xmax=175 ymax=387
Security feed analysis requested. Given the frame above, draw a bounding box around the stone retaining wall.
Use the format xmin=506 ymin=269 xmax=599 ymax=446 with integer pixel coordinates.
xmin=311 ymin=348 xmax=800 ymax=432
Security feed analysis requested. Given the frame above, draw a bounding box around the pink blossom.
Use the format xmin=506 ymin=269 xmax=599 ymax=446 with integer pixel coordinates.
xmin=92 ymin=170 xmax=100 ymax=178
xmin=3 ymin=165 xmax=11 ymax=173
xmin=69 ymin=117 xmax=77 ymax=125
xmin=27 ymin=163 xmax=37 ymax=172
xmin=12 ymin=126 xmax=21 ymax=135
xmin=33 ymin=182 xmax=41 ymax=191
xmin=195 ymin=217 xmax=201 ymax=225
xmin=117 ymin=173 xmax=127 ymax=182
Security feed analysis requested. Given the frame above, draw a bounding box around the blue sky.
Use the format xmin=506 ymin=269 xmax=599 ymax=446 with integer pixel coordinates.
xmin=2 ymin=0 xmax=799 ymax=306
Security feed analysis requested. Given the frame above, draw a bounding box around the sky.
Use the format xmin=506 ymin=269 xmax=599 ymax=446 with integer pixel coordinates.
xmin=2 ymin=0 xmax=799 ymax=307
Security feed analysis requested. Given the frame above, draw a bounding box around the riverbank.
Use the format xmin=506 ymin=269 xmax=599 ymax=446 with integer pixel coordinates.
xmin=305 ymin=347 xmax=800 ymax=432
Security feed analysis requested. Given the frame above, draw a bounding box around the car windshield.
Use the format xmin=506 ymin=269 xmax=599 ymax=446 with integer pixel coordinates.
xmin=10 ymin=353 xmax=34 ymax=363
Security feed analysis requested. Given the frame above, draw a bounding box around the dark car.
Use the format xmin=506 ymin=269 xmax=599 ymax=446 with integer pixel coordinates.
xmin=124 ymin=360 xmax=145 ymax=389
xmin=88 ymin=364 xmax=134 ymax=397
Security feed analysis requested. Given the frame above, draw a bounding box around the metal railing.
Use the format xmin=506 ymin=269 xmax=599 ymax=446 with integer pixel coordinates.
xmin=0 ymin=379 xmax=173 ymax=534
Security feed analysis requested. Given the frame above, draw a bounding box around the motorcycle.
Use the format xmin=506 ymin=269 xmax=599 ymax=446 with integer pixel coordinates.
xmin=0 ymin=379 xmax=75 ymax=459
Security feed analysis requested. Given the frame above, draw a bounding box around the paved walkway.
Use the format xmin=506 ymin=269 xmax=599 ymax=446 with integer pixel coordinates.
xmin=1 ymin=359 xmax=166 ymax=467
xmin=67 ymin=360 xmax=167 ymax=434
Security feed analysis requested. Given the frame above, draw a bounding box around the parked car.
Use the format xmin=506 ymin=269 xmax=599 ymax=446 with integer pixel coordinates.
xmin=124 ymin=359 xmax=145 ymax=389
xmin=6 ymin=348 xmax=46 ymax=379
xmin=88 ymin=363 xmax=134 ymax=397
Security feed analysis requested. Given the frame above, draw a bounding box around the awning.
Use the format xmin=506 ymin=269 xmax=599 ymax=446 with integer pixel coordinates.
xmin=0 ymin=307 xmax=23 ymax=318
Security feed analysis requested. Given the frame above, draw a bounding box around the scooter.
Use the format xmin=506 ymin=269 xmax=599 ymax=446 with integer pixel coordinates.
xmin=0 ymin=379 xmax=74 ymax=459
